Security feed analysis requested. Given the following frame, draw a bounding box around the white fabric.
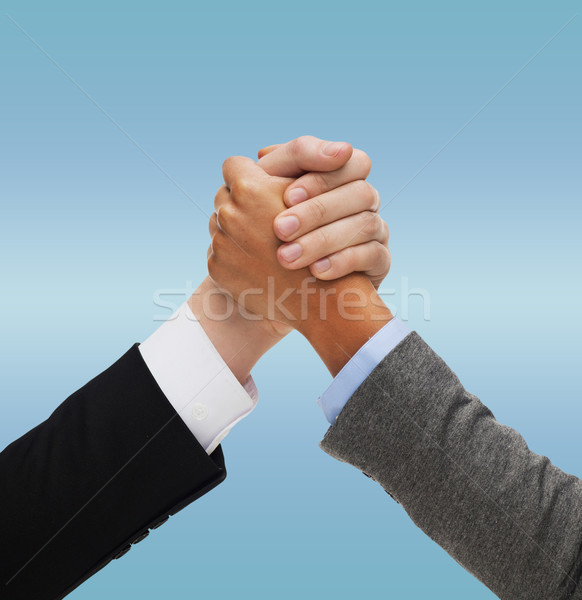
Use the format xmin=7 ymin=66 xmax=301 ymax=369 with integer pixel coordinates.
xmin=139 ymin=303 xmax=258 ymax=455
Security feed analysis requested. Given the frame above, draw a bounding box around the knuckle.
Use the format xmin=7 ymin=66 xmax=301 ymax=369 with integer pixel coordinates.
xmin=288 ymin=137 xmax=301 ymax=157
xmin=360 ymin=211 xmax=382 ymax=238
xmin=352 ymin=149 xmax=372 ymax=178
xmin=307 ymin=196 xmax=328 ymax=223
xmin=309 ymin=171 xmax=330 ymax=193
xmin=231 ymin=176 xmax=255 ymax=198
xmin=372 ymin=240 xmax=387 ymax=264
xmin=216 ymin=205 xmax=235 ymax=230
xmin=353 ymin=180 xmax=377 ymax=209
xmin=208 ymin=213 xmax=218 ymax=235
xmin=316 ymin=227 xmax=331 ymax=249
xmin=211 ymin=230 xmax=228 ymax=255
xmin=213 ymin=187 xmax=223 ymax=210
xmin=290 ymin=135 xmax=312 ymax=157
xmin=221 ymin=157 xmax=235 ymax=180
xmin=369 ymin=242 xmax=391 ymax=277
xmin=342 ymin=245 xmax=358 ymax=270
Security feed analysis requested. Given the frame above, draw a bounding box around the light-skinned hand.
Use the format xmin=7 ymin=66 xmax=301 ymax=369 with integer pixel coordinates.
xmin=257 ymin=135 xmax=390 ymax=288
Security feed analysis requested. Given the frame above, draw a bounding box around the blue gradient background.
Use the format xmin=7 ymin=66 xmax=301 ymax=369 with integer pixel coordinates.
xmin=1 ymin=2 xmax=580 ymax=598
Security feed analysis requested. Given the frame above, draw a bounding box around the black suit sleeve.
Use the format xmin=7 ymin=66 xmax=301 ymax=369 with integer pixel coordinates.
xmin=0 ymin=344 xmax=227 ymax=600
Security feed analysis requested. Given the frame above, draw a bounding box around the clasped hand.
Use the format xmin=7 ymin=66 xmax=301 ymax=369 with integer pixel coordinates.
xmin=208 ymin=135 xmax=391 ymax=332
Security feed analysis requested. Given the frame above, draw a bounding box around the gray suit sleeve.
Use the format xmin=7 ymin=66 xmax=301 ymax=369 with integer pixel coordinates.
xmin=320 ymin=332 xmax=582 ymax=600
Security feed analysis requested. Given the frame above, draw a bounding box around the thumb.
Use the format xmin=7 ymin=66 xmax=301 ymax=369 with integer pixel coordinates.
xmin=222 ymin=155 xmax=294 ymax=194
xmin=257 ymin=135 xmax=352 ymax=178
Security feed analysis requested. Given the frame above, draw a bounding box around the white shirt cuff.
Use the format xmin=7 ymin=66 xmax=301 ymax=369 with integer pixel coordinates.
xmin=139 ymin=302 xmax=258 ymax=455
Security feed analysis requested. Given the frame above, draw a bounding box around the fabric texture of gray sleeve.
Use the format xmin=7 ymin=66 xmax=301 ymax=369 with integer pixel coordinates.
xmin=320 ymin=332 xmax=582 ymax=600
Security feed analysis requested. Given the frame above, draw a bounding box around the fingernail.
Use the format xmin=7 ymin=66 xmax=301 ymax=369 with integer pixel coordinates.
xmin=287 ymin=187 xmax=308 ymax=206
xmin=276 ymin=215 xmax=300 ymax=237
xmin=312 ymin=257 xmax=331 ymax=273
xmin=279 ymin=243 xmax=302 ymax=262
xmin=322 ymin=142 xmax=344 ymax=157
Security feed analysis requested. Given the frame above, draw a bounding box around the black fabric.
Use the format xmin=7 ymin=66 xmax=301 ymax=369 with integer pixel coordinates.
xmin=0 ymin=344 xmax=226 ymax=600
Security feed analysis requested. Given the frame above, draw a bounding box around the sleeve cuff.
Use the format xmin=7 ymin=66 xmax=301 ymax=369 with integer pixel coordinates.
xmin=317 ymin=317 xmax=411 ymax=424
xmin=138 ymin=302 xmax=258 ymax=454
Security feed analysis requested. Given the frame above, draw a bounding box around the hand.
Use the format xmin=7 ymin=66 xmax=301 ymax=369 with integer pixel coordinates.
xmin=257 ymin=136 xmax=391 ymax=289
xmin=209 ymin=157 xmax=310 ymax=327
xmin=189 ymin=136 xmax=392 ymax=381
xmin=208 ymin=156 xmax=392 ymax=375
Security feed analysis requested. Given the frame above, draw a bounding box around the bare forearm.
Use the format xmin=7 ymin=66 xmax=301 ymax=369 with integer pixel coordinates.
xmin=187 ymin=277 xmax=282 ymax=383
xmin=298 ymin=275 xmax=393 ymax=377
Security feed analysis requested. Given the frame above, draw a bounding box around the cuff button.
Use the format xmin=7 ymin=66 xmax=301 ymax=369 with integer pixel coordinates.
xmin=133 ymin=531 xmax=149 ymax=544
xmin=113 ymin=545 xmax=131 ymax=559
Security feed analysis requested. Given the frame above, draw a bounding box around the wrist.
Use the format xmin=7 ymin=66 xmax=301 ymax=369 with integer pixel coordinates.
xmin=188 ymin=277 xmax=284 ymax=383
xmin=298 ymin=275 xmax=393 ymax=376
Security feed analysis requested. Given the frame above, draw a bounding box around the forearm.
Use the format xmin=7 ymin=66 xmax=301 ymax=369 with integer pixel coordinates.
xmin=321 ymin=333 xmax=582 ymax=600
xmin=188 ymin=277 xmax=283 ymax=383
xmin=298 ymin=274 xmax=393 ymax=376
xmin=0 ymin=347 xmax=225 ymax=600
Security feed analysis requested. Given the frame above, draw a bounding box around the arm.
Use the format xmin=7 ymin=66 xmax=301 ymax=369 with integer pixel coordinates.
xmin=0 ymin=343 xmax=228 ymax=600
xmin=319 ymin=330 xmax=582 ymax=600
xmin=0 ymin=135 xmax=389 ymax=600
xmin=0 ymin=274 xmax=278 ymax=600
xmin=207 ymin=158 xmax=582 ymax=600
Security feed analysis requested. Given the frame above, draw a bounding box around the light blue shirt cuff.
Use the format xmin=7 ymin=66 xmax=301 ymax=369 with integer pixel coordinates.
xmin=318 ymin=318 xmax=411 ymax=424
